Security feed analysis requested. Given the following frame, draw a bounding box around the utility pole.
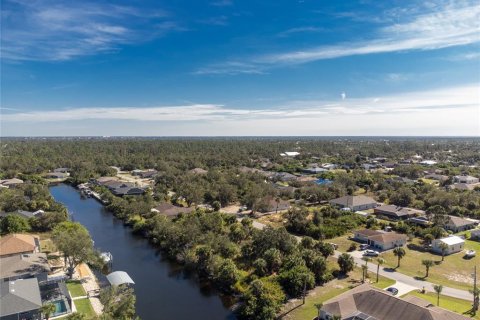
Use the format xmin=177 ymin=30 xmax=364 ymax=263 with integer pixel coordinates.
xmin=474 ymin=265 xmax=479 ymax=313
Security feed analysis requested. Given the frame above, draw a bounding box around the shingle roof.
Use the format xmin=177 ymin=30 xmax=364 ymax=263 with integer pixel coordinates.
xmin=0 ymin=234 xmax=38 ymax=257
xmin=367 ymin=232 xmax=408 ymax=244
xmin=447 ymin=216 xmax=476 ymax=228
xmin=0 ymin=278 xmax=42 ymax=317
xmin=152 ymin=203 xmax=194 ymax=217
xmin=330 ymin=195 xmax=377 ymax=208
xmin=0 ymin=253 xmax=50 ymax=280
xmin=322 ymin=284 xmax=468 ymax=320
xmin=355 ymin=229 xmax=383 ymax=237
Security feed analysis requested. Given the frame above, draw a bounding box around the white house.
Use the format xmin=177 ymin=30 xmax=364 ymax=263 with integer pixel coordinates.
xmin=330 ymin=195 xmax=378 ymax=211
xmin=432 ymin=236 xmax=465 ymax=255
xmin=454 ymin=175 xmax=479 ymax=184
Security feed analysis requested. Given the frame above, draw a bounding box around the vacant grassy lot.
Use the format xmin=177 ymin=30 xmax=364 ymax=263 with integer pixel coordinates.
xmin=380 ymin=238 xmax=478 ymax=290
xmin=279 ymin=259 xmax=394 ymax=320
xmin=74 ymin=298 xmax=96 ymax=317
xmin=405 ymin=291 xmax=479 ymax=319
xmin=66 ymin=280 xmax=86 ymax=297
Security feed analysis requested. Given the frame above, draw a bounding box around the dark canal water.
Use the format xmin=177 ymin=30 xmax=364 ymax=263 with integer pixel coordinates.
xmin=49 ymin=184 xmax=235 ymax=320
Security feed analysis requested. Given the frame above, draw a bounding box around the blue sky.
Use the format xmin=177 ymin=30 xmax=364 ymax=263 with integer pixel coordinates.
xmin=1 ymin=0 xmax=479 ymax=136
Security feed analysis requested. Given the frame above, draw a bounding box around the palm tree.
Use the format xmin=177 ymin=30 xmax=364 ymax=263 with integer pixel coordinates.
xmin=314 ymin=303 xmax=323 ymax=320
xmin=439 ymin=243 xmax=448 ymax=262
xmin=40 ymin=303 xmax=56 ymax=320
xmin=376 ymin=258 xmax=385 ymax=283
xmin=361 ymin=265 xmax=368 ymax=283
xmin=434 ymin=284 xmax=443 ymax=306
xmin=393 ymin=247 xmax=406 ymax=268
xmin=422 ymin=259 xmax=434 ymax=278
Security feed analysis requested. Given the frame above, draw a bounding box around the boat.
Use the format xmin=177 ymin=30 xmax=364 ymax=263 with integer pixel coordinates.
xmin=100 ymin=252 xmax=113 ymax=264
xmin=465 ymin=250 xmax=476 ymax=258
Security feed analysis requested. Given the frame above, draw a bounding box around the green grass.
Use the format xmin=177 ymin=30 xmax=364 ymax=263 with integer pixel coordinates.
xmin=66 ymin=281 xmax=86 ymax=298
xmin=405 ymin=291 xmax=479 ymax=319
xmin=380 ymin=238 xmax=478 ymax=290
xmin=74 ymin=298 xmax=96 ymax=317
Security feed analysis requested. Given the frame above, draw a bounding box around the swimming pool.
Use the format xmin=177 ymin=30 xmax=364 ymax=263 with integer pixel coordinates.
xmin=52 ymin=300 xmax=67 ymax=316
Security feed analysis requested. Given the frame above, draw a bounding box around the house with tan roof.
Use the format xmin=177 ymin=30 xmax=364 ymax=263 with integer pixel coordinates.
xmin=320 ymin=284 xmax=469 ymax=320
xmin=0 ymin=234 xmax=40 ymax=258
xmin=0 ymin=178 xmax=24 ymax=189
xmin=151 ymin=203 xmax=194 ymax=218
xmin=353 ymin=229 xmax=407 ymax=250
xmin=444 ymin=215 xmax=477 ymax=233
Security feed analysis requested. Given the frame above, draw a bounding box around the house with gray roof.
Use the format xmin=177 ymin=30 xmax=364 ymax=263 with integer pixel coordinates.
xmin=320 ymin=284 xmax=468 ymax=320
xmin=329 ymin=195 xmax=378 ymax=211
xmin=444 ymin=215 xmax=477 ymax=233
xmin=0 ymin=278 xmax=42 ymax=320
xmin=374 ymin=205 xmax=425 ymax=220
xmin=0 ymin=253 xmax=50 ymax=282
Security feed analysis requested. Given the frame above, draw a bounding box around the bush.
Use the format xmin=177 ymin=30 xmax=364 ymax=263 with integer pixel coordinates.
xmin=348 ymin=243 xmax=357 ymax=252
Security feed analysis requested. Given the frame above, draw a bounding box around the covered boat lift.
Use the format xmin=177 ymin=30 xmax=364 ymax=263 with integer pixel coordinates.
xmin=106 ymin=271 xmax=135 ymax=286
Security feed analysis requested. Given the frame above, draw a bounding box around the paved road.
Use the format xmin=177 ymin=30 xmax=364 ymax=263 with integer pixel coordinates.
xmin=241 ymin=216 xmax=474 ymax=301
xmin=333 ymin=250 xmax=474 ymax=301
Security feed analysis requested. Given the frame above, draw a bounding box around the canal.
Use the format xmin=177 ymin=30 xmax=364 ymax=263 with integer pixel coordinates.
xmin=49 ymin=184 xmax=234 ymax=320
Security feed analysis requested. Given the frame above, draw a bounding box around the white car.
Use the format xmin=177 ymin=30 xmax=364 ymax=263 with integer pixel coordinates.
xmin=363 ymin=250 xmax=379 ymax=257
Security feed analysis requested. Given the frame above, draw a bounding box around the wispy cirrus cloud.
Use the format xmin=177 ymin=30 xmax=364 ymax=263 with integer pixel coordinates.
xmin=197 ymin=1 xmax=480 ymax=74
xmin=1 ymin=0 xmax=184 ymax=61
xmin=276 ymin=26 xmax=325 ymax=37
xmin=2 ymin=84 xmax=478 ymax=123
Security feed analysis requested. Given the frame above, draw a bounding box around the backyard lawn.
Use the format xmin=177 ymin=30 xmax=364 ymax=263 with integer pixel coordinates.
xmin=74 ymin=298 xmax=96 ymax=318
xmin=66 ymin=280 xmax=87 ymax=297
xmin=405 ymin=291 xmax=479 ymax=319
xmin=380 ymin=238 xmax=479 ymax=291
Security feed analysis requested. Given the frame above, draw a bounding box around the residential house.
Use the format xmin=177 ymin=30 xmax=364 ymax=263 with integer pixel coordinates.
xmin=93 ymin=176 xmax=118 ymax=185
xmin=302 ymin=166 xmax=327 ymax=174
xmin=0 ymin=210 xmax=44 ymax=220
xmin=367 ymin=232 xmax=408 ymax=250
xmin=319 ymin=284 xmax=469 ymax=320
xmin=354 ymin=229 xmax=382 ymax=243
xmin=374 ymin=205 xmax=425 ymax=220
xmin=451 ymin=183 xmax=480 ymax=191
xmin=408 ymin=216 xmax=431 ymax=226
xmin=444 ymin=215 xmax=477 ymax=233
xmin=454 ymin=175 xmax=479 ymax=184
xmin=151 ymin=203 xmax=194 ymax=218
xmin=111 ymin=186 xmax=145 ymax=196
xmin=329 ymin=195 xmax=378 ymax=211
xmin=132 ymin=169 xmax=158 ymax=179
xmin=0 ymin=253 xmax=50 ymax=282
xmin=354 ymin=229 xmax=407 ymax=250
xmin=470 ymin=229 xmax=480 ymax=240
xmin=0 ymin=178 xmax=24 ymax=189
xmin=44 ymin=172 xmax=69 ymax=179
xmin=424 ymin=174 xmax=449 ymax=182
xmin=271 ymin=172 xmax=297 ymax=182
xmin=420 ymin=160 xmax=437 ymax=165
xmin=0 ymin=234 xmax=40 ymax=258
xmin=432 ymin=236 xmax=465 ymax=255
xmin=0 ymin=278 xmax=43 ymax=320
xmin=188 ymin=168 xmax=208 ymax=174
xmin=321 ymin=163 xmax=337 ymax=170
xmin=280 ymin=151 xmax=300 ymax=157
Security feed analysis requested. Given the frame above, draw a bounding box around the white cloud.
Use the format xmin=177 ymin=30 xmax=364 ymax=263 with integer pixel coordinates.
xmin=198 ymin=1 xmax=480 ymax=74
xmin=277 ymin=26 xmax=324 ymax=37
xmin=2 ymin=83 xmax=478 ymax=122
xmin=1 ymin=0 xmax=182 ymax=61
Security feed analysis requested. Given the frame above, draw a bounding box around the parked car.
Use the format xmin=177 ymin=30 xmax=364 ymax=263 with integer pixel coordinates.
xmin=363 ymin=249 xmax=379 ymax=256
xmin=386 ymin=287 xmax=399 ymax=296
xmin=359 ymin=244 xmax=369 ymax=250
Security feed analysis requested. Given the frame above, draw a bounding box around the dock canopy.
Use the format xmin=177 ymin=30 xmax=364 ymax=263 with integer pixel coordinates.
xmin=106 ymin=271 xmax=135 ymax=286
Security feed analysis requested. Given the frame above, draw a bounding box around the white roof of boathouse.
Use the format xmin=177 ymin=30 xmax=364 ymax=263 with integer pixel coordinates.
xmin=106 ymin=271 xmax=135 ymax=286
